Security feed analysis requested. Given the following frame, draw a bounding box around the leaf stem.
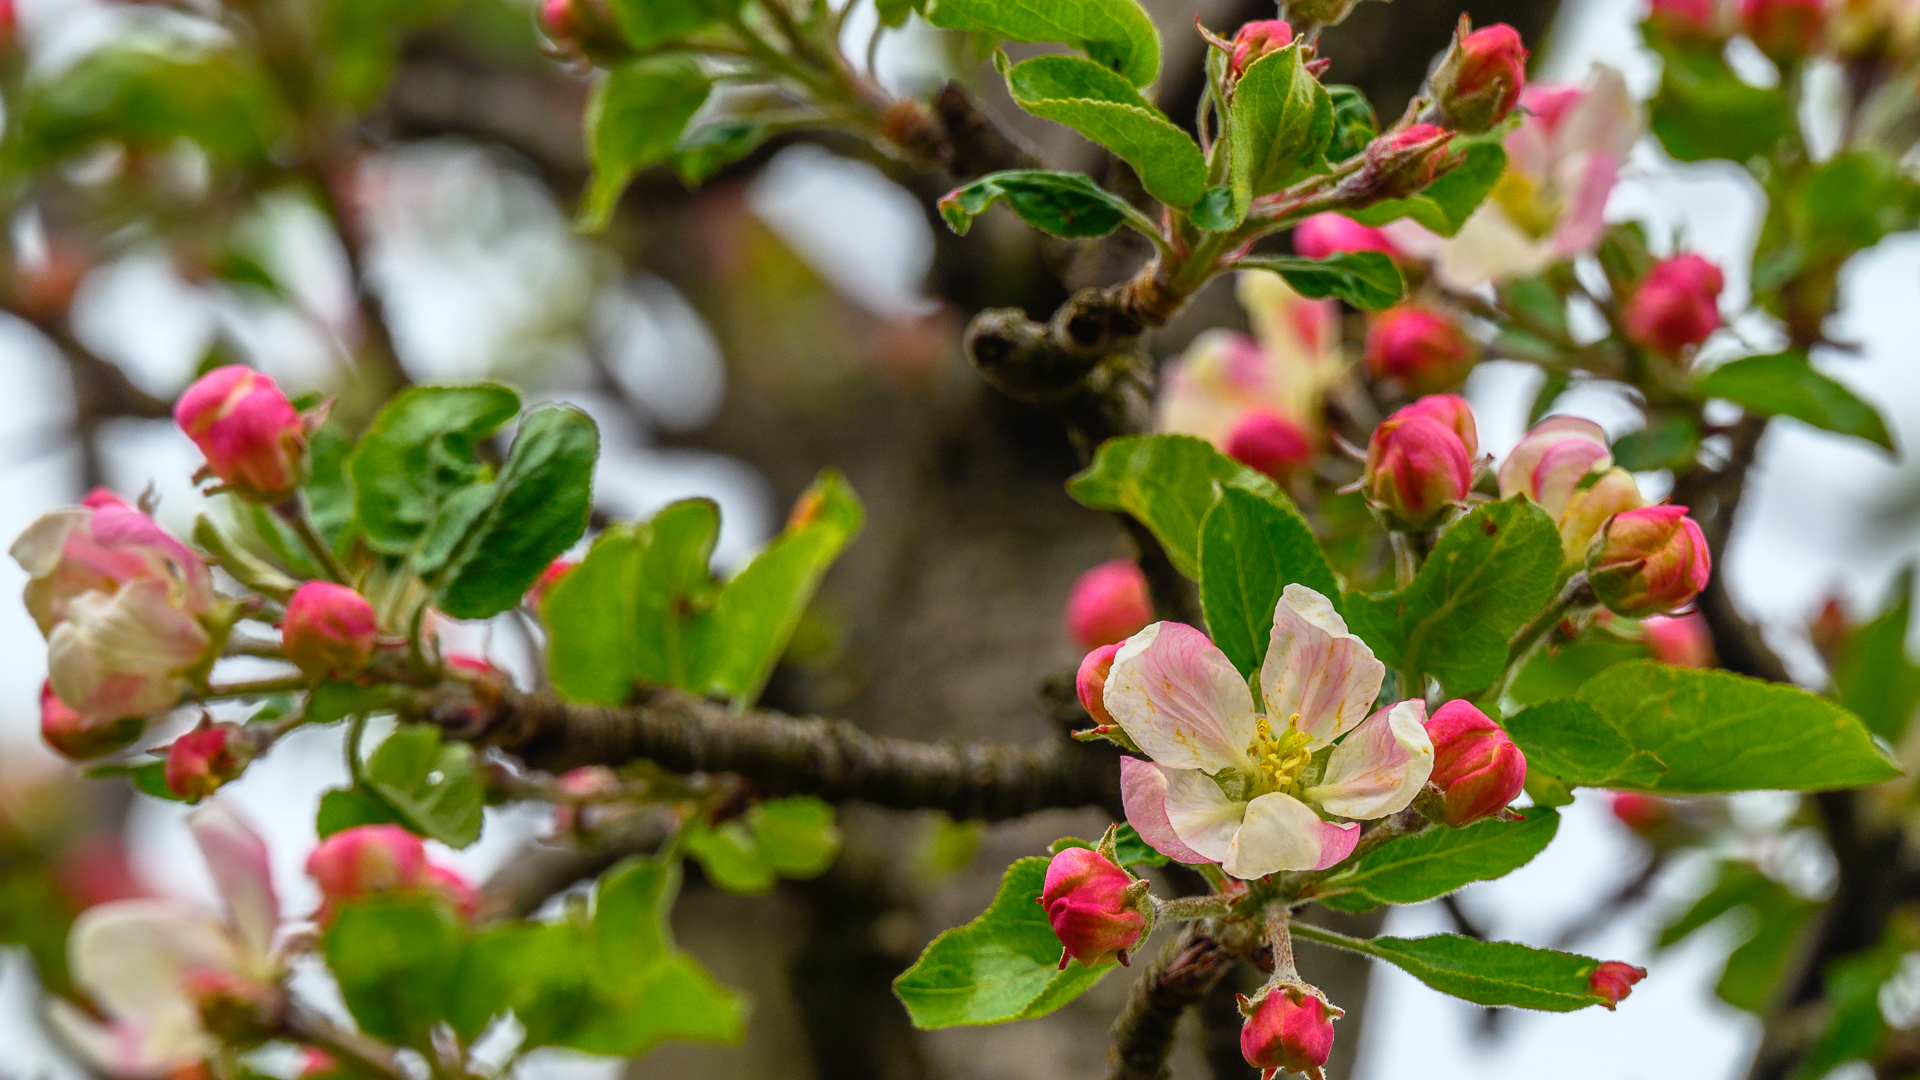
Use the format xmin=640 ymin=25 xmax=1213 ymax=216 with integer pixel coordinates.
xmin=1490 ymin=572 xmax=1594 ymax=703
xmin=1155 ymin=894 xmax=1234 ymax=922
xmin=283 ymin=1003 xmax=412 ymax=1080
xmin=1286 ymin=920 xmax=1380 ymax=958
xmin=275 ymin=497 xmax=352 ymax=586
xmin=200 ymin=675 xmax=310 ymax=699
xmin=345 ymin=713 xmax=370 ymax=788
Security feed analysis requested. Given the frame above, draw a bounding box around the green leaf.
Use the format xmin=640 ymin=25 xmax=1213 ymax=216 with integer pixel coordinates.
xmin=449 ymin=922 xmax=594 ymax=1047
xmin=1324 ymin=84 xmax=1377 ymax=163
xmin=1362 ymin=934 xmax=1619 ymax=1011
xmin=1315 ymin=808 xmax=1559 ymax=912
xmin=86 ymin=759 xmax=188 ymax=802
xmin=363 ymin=723 xmax=485 ymax=849
xmin=748 ymin=797 xmax=842 ymax=877
xmin=1227 ymin=46 xmax=1333 ymax=219
xmin=685 ymin=821 xmax=777 ymax=894
xmin=922 ymin=0 xmax=1161 ymax=86
xmin=1716 ymin=884 xmax=1817 ymax=1013
xmin=1502 ymin=699 xmax=1668 ymax=788
xmin=1067 ymin=434 xmax=1287 ymax=579
xmin=1236 ymin=251 xmax=1404 ymax=311
xmin=305 ymin=681 xmax=409 ymax=726
xmin=304 ymin=423 xmax=358 ymax=550
xmin=348 ymin=383 xmax=521 ymax=556
xmin=671 ymin=118 xmax=774 ymax=186
xmin=434 ymin=406 xmax=598 ymax=619
xmin=1832 ymin=568 xmax=1920 ymax=740
xmin=893 ymin=856 xmax=1114 ymax=1027
xmin=1508 ymin=633 xmax=1651 ymax=706
xmin=997 ymin=54 xmax=1205 ymax=209
xmin=316 ymin=0 xmax=460 ymax=110
xmin=315 ymin=786 xmax=407 ymax=837
xmin=1646 ymin=40 xmax=1793 ymax=163
xmin=1696 ymin=351 xmax=1894 ymax=451
xmin=1533 ymin=661 xmax=1901 ymax=792
xmin=1612 ymin=414 xmax=1702 ymax=472
xmin=583 ymin=58 xmax=711 ymax=231
xmin=1198 ymin=486 xmax=1341 ymax=678
xmin=939 ymin=170 xmax=1134 ymax=239
xmin=1793 ymin=935 xmax=1906 ymax=1079
xmin=1112 ymin=823 xmax=1169 ymax=867
xmin=324 ymin=897 xmax=467 ymax=1045
xmin=608 ymin=0 xmax=729 ymax=49
xmin=1344 ymin=497 xmax=1562 ymax=696
xmin=1346 ymin=139 xmax=1508 ymax=237
xmin=1190 ymin=186 xmax=1238 ymax=231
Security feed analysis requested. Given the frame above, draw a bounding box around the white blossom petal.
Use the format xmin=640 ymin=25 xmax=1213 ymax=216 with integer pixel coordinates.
xmin=189 ymin=802 xmax=278 ymax=964
xmin=1306 ymin=700 xmax=1435 ymax=820
xmin=67 ymin=900 xmax=239 ymax=1073
xmin=1222 ymin=792 xmax=1360 ymax=878
xmin=48 ymin=997 xmax=207 ymax=1080
xmin=1120 ymin=757 xmax=1213 ymax=864
xmin=1106 ymin=622 xmax=1258 ymax=773
xmin=1259 ymin=585 xmax=1384 ymax=749
xmin=1161 ymin=767 xmax=1247 ymax=864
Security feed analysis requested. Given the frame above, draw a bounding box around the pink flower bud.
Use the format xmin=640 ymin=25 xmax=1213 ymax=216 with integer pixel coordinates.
xmin=1076 ymin=643 xmax=1123 ymax=726
xmin=1589 ymin=960 xmax=1647 ymax=1008
xmin=428 ymin=863 xmax=480 ymax=921
xmin=305 ymin=825 xmax=428 ymax=921
xmin=0 ymin=0 xmax=17 ymax=51
xmin=1358 ymin=123 xmax=1457 ymax=201
xmin=1364 ymin=408 xmax=1474 ymax=530
xmin=1430 ymin=21 xmax=1529 ymax=134
xmin=1499 ymin=416 xmax=1614 ymax=519
xmin=539 ymin=0 xmax=580 ymax=39
xmin=1392 ymin=393 xmax=1480 ymax=458
xmin=1741 ymin=0 xmax=1827 ymax=60
xmin=1230 ymin=19 xmax=1294 ymax=76
xmin=164 ymin=722 xmax=255 ymax=801
xmin=1364 ymin=306 xmax=1478 ymax=392
xmin=1293 ymin=213 xmax=1404 ymax=262
xmin=1424 ymin=700 xmax=1527 ymax=827
xmin=1040 ymin=847 xmax=1146 ymax=968
xmin=529 ymin=557 xmax=577 ymax=608
xmin=1240 ymin=984 xmax=1338 ymax=1080
xmin=298 ymin=1050 xmax=337 ymax=1078
xmin=1624 ymin=254 xmax=1723 ymax=357
xmin=1810 ymin=595 xmax=1849 ymax=661
xmin=1586 ymin=505 xmax=1711 ymax=617
xmin=1225 ymin=409 xmax=1314 ymax=480
xmin=40 ymin=679 xmax=142 ymax=760
xmin=174 ymin=365 xmax=308 ymax=502
xmin=1649 ymin=0 xmax=1724 ymax=38
xmin=282 ymin=582 xmax=378 ymax=679
xmin=1557 ymin=467 xmax=1645 ymax=565
xmin=1066 ymin=560 xmax=1154 ymax=649
xmin=553 ymin=765 xmax=624 ymax=833
xmin=1609 ymin=791 xmax=1671 ymax=834
xmin=12 ymin=496 xmax=213 ymax=638
xmin=1642 ymin=612 xmax=1716 ymax=667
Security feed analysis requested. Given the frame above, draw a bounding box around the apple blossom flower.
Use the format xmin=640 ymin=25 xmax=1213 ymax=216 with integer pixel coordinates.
xmin=1499 ymin=416 xmax=1648 ymax=562
xmin=1111 ymin=585 xmax=1433 ymax=878
xmin=1240 ymin=983 xmax=1340 ymax=1080
xmin=174 ymin=366 xmax=308 ymax=503
xmin=1065 ymin=560 xmax=1154 ymax=649
xmin=281 ymin=581 xmax=378 ymax=679
xmin=1624 ymin=254 xmax=1724 ymax=357
xmin=1587 ymin=505 xmax=1712 ymax=616
xmin=1039 ymin=847 xmax=1147 ymax=967
xmin=1428 ymin=21 xmax=1529 ymax=134
xmin=1424 ymin=701 xmax=1527 ymax=826
xmin=1589 ymin=960 xmax=1647 ymax=1007
xmin=13 ymin=490 xmax=213 ymax=638
xmin=50 ymin=802 xmax=282 ymax=1079
xmin=1434 ymin=67 xmax=1641 ymax=287
xmin=1157 ymin=275 xmax=1340 ymax=460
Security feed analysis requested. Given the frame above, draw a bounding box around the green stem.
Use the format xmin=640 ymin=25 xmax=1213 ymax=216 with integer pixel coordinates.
xmin=1491 ymin=573 xmax=1594 ymax=703
xmin=224 ymin=633 xmax=287 ymax=660
xmin=1267 ymin=909 xmax=1298 ymax=980
xmin=1155 ymin=894 xmax=1234 ymax=922
xmin=345 ymin=713 xmax=370 ymax=788
xmin=201 ymin=675 xmax=310 ymax=699
xmin=1286 ymin=920 xmax=1380 ymax=959
xmin=275 ymin=498 xmax=352 ymax=586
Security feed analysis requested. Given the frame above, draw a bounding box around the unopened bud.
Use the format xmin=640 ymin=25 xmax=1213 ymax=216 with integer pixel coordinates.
xmin=174 ymin=365 xmax=308 ymax=502
xmin=1352 ymin=123 xmax=1457 ymax=202
xmin=539 ymin=0 xmax=622 ymax=54
xmin=1230 ymin=20 xmax=1294 ymax=77
xmin=1609 ymin=791 xmax=1672 ymax=834
xmin=40 ymin=679 xmax=141 ymax=760
xmin=1624 ymin=254 xmax=1723 ymax=358
xmin=1810 ymin=595 xmax=1849 ymax=662
xmin=282 ymin=581 xmax=378 ymax=679
xmin=1039 ymin=847 xmax=1147 ymax=968
xmin=1587 ymin=505 xmax=1711 ymax=617
xmin=1648 ymin=0 xmax=1725 ymax=39
xmin=164 ymin=721 xmax=255 ymax=801
xmin=1225 ymin=409 xmax=1314 ymax=479
xmin=428 ymin=863 xmax=480 ymax=922
xmin=1499 ymin=416 xmax=1614 ymax=519
xmin=1364 ymin=307 xmax=1478 ymax=392
xmin=306 ymin=824 xmax=428 ymax=920
xmin=1066 ymin=560 xmax=1153 ymax=649
xmin=1428 ymin=20 xmax=1529 ymax=134
xmin=529 ymin=557 xmax=577 ymax=608
xmin=1076 ymin=643 xmax=1123 ymax=726
xmin=1589 ymin=960 xmax=1647 ymax=1008
xmin=1741 ymin=0 xmax=1828 ymax=61
xmin=1424 ymin=700 xmax=1527 ymax=826
xmin=1642 ymin=612 xmax=1716 ymax=667
xmin=1557 ymin=467 xmax=1646 ymax=565
xmin=1293 ymin=212 xmax=1404 ymax=261
xmin=1364 ymin=405 xmax=1474 ymax=530
xmin=1391 ymin=393 xmax=1480 ymax=458
xmin=1239 ymin=983 xmax=1340 ymax=1080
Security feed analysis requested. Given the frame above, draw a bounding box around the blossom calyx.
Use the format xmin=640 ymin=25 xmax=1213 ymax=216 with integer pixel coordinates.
xmin=185 ymin=968 xmax=284 ymax=1048
xmin=1624 ymin=254 xmax=1723 ymax=357
xmin=1423 ymin=700 xmax=1527 ymax=826
xmin=1365 ymin=406 xmax=1474 ymax=530
xmin=1239 ymin=982 xmax=1342 ymax=1080
xmin=1351 ymin=123 xmax=1457 ymax=203
xmin=1586 ymin=505 xmax=1711 ymax=617
xmin=1364 ymin=306 xmax=1479 ymax=392
xmin=1039 ymin=847 xmax=1149 ymax=968
xmin=1589 ymin=960 xmax=1647 ymax=1008
xmin=165 ymin=721 xmax=257 ymax=801
xmin=1225 ymin=409 xmax=1314 ymax=479
xmin=282 ymin=581 xmax=378 ymax=679
xmin=1428 ymin=19 xmax=1529 ymax=134
xmin=1066 ymin=560 xmax=1154 ymax=649
xmin=174 ymin=365 xmax=310 ymax=502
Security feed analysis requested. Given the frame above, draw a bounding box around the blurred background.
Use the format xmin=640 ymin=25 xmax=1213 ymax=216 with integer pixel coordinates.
xmin=0 ymin=0 xmax=1914 ymax=1076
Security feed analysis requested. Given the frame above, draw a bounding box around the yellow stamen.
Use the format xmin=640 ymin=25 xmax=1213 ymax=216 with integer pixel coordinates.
xmin=1248 ymin=713 xmax=1312 ymax=794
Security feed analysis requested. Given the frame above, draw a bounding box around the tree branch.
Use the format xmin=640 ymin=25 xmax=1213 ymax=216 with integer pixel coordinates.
xmin=1106 ymin=926 xmax=1239 ymax=1080
xmin=426 ymin=684 xmax=1122 ymax=821
xmin=477 ymin=809 xmax=677 ymax=921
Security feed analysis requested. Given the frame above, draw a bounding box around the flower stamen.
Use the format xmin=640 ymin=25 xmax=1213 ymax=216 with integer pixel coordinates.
xmin=1250 ymin=713 xmax=1313 ymax=794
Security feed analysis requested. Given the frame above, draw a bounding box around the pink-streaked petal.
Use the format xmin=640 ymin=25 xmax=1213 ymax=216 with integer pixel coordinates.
xmin=1161 ymin=767 xmax=1247 ymax=864
xmin=1497 ymin=416 xmax=1611 ymax=507
xmin=1306 ymin=700 xmax=1435 ymax=820
xmin=1559 ymin=65 xmax=1641 ymax=164
xmin=1222 ymin=792 xmax=1333 ymax=878
xmin=10 ymin=508 xmax=86 ymax=578
xmin=1105 ymin=622 xmax=1258 ymax=773
xmin=1432 ymin=205 xmax=1554 ymax=289
xmin=1120 ymin=757 xmax=1213 ymax=864
xmin=1309 ymin=820 xmax=1363 ymax=871
xmin=1550 ymin=150 xmax=1620 ymax=257
xmin=1259 ymin=585 xmax=1384 ymax=749
xmin=68 ymin=899 xmax=238 ymax=1062
xmin=48 ymin=998 xmax=209 ymax=1080
xmin=189 ymin=801 xmax=278 ymax=961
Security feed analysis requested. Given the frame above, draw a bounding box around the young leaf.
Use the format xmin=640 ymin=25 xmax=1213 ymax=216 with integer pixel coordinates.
xmin=1314 ymin=808 xmax=1559 ymax=912
xmin=939 ymin=171 xmax=1134 ymax=239
xmin=922 ymin=0 xmax=1162 ymax=87
xmin=607 ymin=0 xmax=730 ymax=50
xmin=1646 ymin=40 xmax=1793 ymax=163
xmin=1360 ymin=934 xmax=1621 ymax=1012
xmin=1227 ymin=46 xmax=1333 ymax=218
xmin=1346 ymin=139 xmax=1507 ymax=237
xmin=748 ymin=797 xmax=842 ymax=877
xmin=1830 ymin=568 xmax=1920 ymax=741
xmin=1324 ymin=84 xmax=1377 ymax=163
xmin=1199 ymin=486 xmax=1342 ymax=679
xmin=363 ymin=723 xmax=486 ymax=848
xmin=671 ymin=118 xmax=775 ymax=186
xmin=348 ymin=383 xmax=521 ymax=556
xmin=1501 ymin=699 xmax=1668 ymax=788
xmin=448 ymin=922 xmax=592 ymax=1047
xmin=1611 ymin=414 xmax=1702 ymax=471
xmin=892 ymin=856 xmax=1114 ymax=1027
xmin=1236 ymin=251 xmax=1404 ymax=311
xmin=1508 ymin=633 xmax=1651 ymax=706
xmin=86 ymin=759 xmax=188 ymax=803
xmin=1068 ymin=434 xmax=1287 ymax=579
xmin=434 ymin=406 xmax=599 ymax=619
xmin=1344 ymin=497 xmax=1562 ymax=695
xmin=1696 ymin=351 xmax=1894 ymax=452
xmin=685 ymin=821 xmax=777 ymax=894
xmin=998 ymin=54 xmax=1206 ymax=209
xmin=315 ymin=786 xmax=407 ymax=837
xmin=324 ymin=896 xmax=468 ymax=1046
xmin=583 ymin=58 xmax=711 ymax=231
